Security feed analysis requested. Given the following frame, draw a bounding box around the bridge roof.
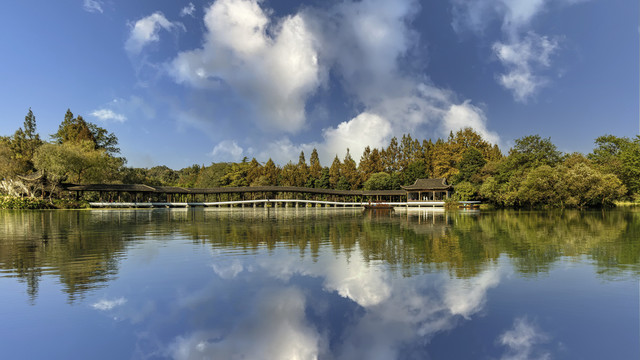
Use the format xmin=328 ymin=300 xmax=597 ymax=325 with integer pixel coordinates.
xmin=62 ymin=184 xmax=406 ymax=196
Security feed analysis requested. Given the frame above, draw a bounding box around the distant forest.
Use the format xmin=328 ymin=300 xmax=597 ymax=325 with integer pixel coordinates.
xmin=1 ymin=108 xmax=639 ymax=208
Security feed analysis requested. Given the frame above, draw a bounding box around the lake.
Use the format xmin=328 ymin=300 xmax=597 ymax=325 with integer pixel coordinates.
xmin=0 ymin=208 xmax=638 ymax=359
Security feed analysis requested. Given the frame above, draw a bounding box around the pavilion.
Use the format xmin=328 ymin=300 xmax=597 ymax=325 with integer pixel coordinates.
xmin=401 ymin=178 xmax=453 ymax=202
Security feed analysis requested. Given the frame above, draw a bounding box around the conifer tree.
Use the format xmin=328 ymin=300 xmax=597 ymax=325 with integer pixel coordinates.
xmin=329 ymin=155 xmax=341 ymax=187
xmin=262 ymin=158 xmax=279 ymax=186
xmin=296 ymin=151 xmax=309 ymax=187
xmin=309 ymin=148 xmax=322 ymax=180
xmin=342 ymin=149 xmax=359 ymax=189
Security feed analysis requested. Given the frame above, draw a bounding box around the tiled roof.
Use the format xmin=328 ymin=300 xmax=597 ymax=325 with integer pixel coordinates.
xmin=401 ymin=178 xmax=452 ymax=190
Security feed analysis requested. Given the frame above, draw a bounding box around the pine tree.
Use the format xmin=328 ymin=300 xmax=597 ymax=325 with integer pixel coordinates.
xmin=10 ymin=108 xmax=43 ymax=174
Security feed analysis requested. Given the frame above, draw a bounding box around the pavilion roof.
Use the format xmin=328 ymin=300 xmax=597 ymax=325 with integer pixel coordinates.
xmin=401 ymin=178 xmax=452 ymax=190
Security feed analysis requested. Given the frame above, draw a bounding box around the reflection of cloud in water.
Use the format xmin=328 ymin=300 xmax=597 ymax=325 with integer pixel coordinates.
xmin=499 ymin=317 xmax=550 ymax=360
xmin=445 ymin=270 xmax=501 ymax=319
xmin=92 ymin=297 xmax=127 ymax=311
xmin=164 ymin=246 xmax=501 ymax=358
xmin=211 ymin=259 xmax=243 ymax=280
xmin=170 ymin=287 xmax=321 ymax=360
xmin=256 ymin=249 xmax=392 ymax=307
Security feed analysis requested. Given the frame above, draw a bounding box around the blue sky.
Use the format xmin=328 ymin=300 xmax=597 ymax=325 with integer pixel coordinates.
xmin=0 ymin=0 xmax=637 ymax=169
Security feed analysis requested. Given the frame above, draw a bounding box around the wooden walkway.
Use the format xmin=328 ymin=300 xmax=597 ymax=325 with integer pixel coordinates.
xmin=89 ymin=199 xmax=481 ymax=208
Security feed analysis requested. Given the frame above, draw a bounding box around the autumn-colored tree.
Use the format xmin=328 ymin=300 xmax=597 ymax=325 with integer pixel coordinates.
xmin=329 ymin=156 xmax=341 ymax=188
xmin=261 ymin=158 xmax=280 ymax=186
xmin=342 ymin=149 xmax=359 ymax=189
xmin=296 ymin=151 xmax=309 ymax=187
xmin=246 ymin=158 xmax=262 ymax=186
xmin=432 ymin=139 xmax=457 ymax=179
xmin=420 ymin=139 xmax=434 ymax=177
xmin=280 ymin=161 xmax=298 ymax=186
xmin=383 ymin=137 xmax=400 ymax=173
xmin=309 ymin=148 xmax=322 ymax=179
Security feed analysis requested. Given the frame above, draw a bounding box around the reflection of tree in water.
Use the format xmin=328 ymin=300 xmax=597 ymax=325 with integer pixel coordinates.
xmin=0 ymin=210 xmax=134 ymax=303
xmin=0 ymin=208 xmax=638 ymax=302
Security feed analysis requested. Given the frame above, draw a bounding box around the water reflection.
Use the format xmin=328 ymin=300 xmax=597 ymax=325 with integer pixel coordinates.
xmin=0 ymin=208 xmax=639 ymax=303
xmin=0 ymin=208 xmax=638 ymax=359
xmin=128 ymin=246 xmax=502 ymax=359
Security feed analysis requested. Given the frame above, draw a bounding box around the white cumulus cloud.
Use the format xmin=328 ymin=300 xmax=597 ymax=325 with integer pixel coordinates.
xmin=83 ymin=0 xmax=103 ymax=14
xmin=164 ymin=0 xmax=499 ymax=162
xmin=125 ymin=12 xmax=184 ymax=54
xmin=170 ymin=0 xmax=321 ymax=133
xmin=90 ymin=109 xmax=127 ymax=123
xmin=211 ymin=140 xmax=244 ymax=162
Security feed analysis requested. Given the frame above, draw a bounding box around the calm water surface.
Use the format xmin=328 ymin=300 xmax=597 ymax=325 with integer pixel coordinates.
xmin=0 ymin=208 xmax=638 ymax=359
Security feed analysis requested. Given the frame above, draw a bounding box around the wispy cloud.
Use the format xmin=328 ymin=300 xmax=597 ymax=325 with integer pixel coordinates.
xmin=91 ymin=109 xmax=127 ymax=123
xmin=493 ymin=33 xmax=559 ymax=102
xmin=125 ymin=12 xmax=184 ymax=55
xmin=83 ymin=0 xmax=103 ymax=14
xmin=92 ymin=297 xmax=127 ymax=311
xmin=451 ymin=0 xmax=578 ymax=102
xmin=180 ymin=3 xmax=196 ymax=17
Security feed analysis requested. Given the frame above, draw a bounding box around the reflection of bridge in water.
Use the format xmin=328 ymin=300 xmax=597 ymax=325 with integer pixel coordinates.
xmin=88 ymin=199 xmax=452 ymax=209
xmin=63 ymin=184 xmax=479 ymax=209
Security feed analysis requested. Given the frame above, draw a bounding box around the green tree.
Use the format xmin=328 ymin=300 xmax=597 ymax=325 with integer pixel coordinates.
xmin=402 ymin=160 xmax=427 ymax=186
xmin=52 ymin=110 xmax=120 ymax=155
xmin=454 ymin=147 xmax=486 ymax=184
xmin=508 ymin=135 xmax=562 ymax=168
xmin=399 ymin=134 xmax=421 ymax=171
xmin=589 ymin=135 xmax=640 ymax=197
xmin=34 ymin=141 xmax=123 ymax=185
xmin=452 ymin=181 xmax=477 ymax=201
xmin=8 ymin=108 xmax=43 ymax=174
xmin=315 ymin=168 xmax=330 ymax=189
xmin=220 ymin=160 xmax=250 ymax=187
xmin=363 ymin=172 xmax=392 ymax=190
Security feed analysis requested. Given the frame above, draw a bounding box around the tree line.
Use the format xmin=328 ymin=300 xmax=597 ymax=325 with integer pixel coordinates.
xmin=1 ymin=108 xmax=638 ymax=208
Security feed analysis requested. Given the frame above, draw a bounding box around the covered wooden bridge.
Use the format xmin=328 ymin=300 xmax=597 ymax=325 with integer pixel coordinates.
xmin=62 ymin=178 xmax=464 ymax=208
